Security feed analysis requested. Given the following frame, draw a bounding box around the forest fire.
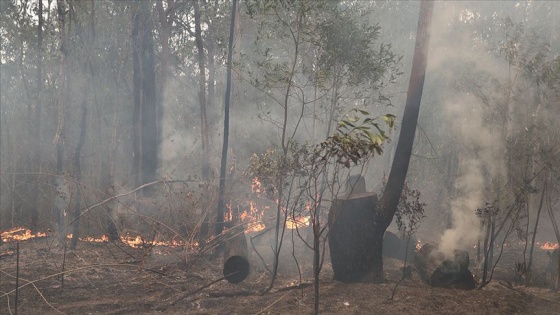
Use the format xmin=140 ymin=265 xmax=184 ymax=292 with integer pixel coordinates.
xmin=539 ymin=242 xmax=559 ymax=250
xmin=1 ymin=227 xmax=48 ymax=242
xmin=286 ymin=215 xmax=310 ymax=229
xmin=225 ymin=177 xmax=311 ymax=234
xmin=1 ymin=227 xmax=195 ymax=249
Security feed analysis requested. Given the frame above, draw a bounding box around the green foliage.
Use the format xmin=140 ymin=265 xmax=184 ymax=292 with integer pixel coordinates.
xmin=320 ymin=111 xmax=395 ymax=168
xmin=316 ymin=9 xmax=401 ymax=89
xmin=246 ymin=110 xmax=395 ymax=196
xmin=246 ymin=0 xmax=401 ymax=120
xmin=394 ymin=182 xmax=427 ymax=237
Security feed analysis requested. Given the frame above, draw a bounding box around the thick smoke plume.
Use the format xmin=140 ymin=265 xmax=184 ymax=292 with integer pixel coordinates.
xmin=428 ymin=3 xmax=507 ymax=258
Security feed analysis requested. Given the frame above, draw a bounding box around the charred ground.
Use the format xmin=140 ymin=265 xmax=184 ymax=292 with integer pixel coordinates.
xmin=1 ymin=236 xmax=559 ymax=314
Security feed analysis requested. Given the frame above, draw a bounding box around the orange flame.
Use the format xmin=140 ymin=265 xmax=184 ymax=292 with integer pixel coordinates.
xmin=416 ymin=239 xmax=422 ymax=251
xmin=233 ymin=177 xmax=313 ymax=234
xmin=286 ymin=216 xmax=310 ymax=229
xmin=251 ymin=177 xmax=263 ymax=194
xmin=2 ymin=227 xmax=196 ymax=249
xmin=245 ymin=222 xmax=266 ymax=233
xmin=1 ymin=227 xmax=47 ymax=242
xmin=540 ymin=242 xmax=559 ymax=250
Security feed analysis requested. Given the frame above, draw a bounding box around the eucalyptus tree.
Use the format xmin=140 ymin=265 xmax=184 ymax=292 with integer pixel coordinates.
xmin=131 ymin=0 xmax=158 ymax=195
xmin=243 ymin=0 xmax=401 ymax=303
xmin=0 ymin=0 xmax=55 ymax=231
xmin=394 ymin=1 xmax=560 ymax=286
xmin=29 ymin=0 xmax=43 ymax=233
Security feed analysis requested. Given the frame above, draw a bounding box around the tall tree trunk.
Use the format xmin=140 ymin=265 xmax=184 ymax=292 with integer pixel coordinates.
xmin=527 ymin=174 xmax=547 ymax=272
xmin=70 ymin=97 xmax=88 ymax=249
xmin=70 ymin=0 xmax=95 ymax=249
xmin=205 ymin=0 xmax=217 ymax=128
xmin=193 ymin=0 xmax=211 ymax=179
xmin=132 ymin=5 xmax=142 ymax=188
xmin=371 ymin=0 xmax=433 ymax=282
xmin=55 ymin=0 xmax=68 ymax=245
xmin=156 ymin=0 xmax=176 ymax=150
xmin=216 ymin=0 xmax=237 ymax=240
xmin=30 ymin=0 xmax=43 ymax=233
xmin=132 ymin=1 xmax=158 ymax=195
xmin=105 ymin=112 xmax=120 ymax=242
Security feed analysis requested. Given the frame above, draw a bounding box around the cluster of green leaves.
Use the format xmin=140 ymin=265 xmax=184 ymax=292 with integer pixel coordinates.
xmin=393 ymin=182 xmax=427 ymax=237
xmin=475 ymin=202 xmax=500 ymax=223
xmin=316 ymin=8 xmax=401 ymax=89
xmin=318 ymin=111 xmax=395 ymax=168
xmin=499 ymin=17 xmax=558 ymax=88
xmin=246 ymin=110 xmax=395 ymax=196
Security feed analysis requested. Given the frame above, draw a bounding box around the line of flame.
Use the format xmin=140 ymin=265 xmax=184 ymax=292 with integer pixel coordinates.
xmin=539 ymin=242 xmax=559 ymax=250
xmin=2 ymin=227 xmax=197 ymax=249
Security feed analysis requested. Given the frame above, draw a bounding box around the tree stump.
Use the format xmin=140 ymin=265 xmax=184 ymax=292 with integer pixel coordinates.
xmin=431 ymin=249 xmax=475 ymax=290
xmin=328 ymin=192 xmax=378 ymax=282
xmin=415 ymin=243 xmax=475 ymax=290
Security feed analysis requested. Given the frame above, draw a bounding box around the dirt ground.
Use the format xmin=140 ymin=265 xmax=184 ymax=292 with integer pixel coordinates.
xmin=1 ymin=236 xmax=560 ymax=315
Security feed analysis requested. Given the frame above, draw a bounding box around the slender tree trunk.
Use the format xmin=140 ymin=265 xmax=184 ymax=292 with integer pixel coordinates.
xmin=55 ymin=0 xmax=68 ymax=245
xmin=141 ymin=3 xmax=157 ymax=195
xmin=156 ymin=0 xmax=176 ymax=149
xmin=70 ymin=0 xmax=95 ymax=250
xmin=199 ymin=0 xmax=222 ymax=243
xmin=204 ymin=0 xmax=218 ymax=128
xmin=30 ymin=0 xmax=44 ymax=233
xmin=105 ymin=112 xmax=120 ymax=242
xmin=528 ymin=175 xmax=547 ymax=272
xmin=132 ymin=2 xmax=158 ymax=196
xmin=372 ymin=0 xmax=433 ymax=282
xmin=193 ymin=0 xmax=211 ymax=179
xmin=70 ymin=98 xmax=87 ymax=249
xmin=132 ymin=6 xmax=142 ymax=188
xmin=216 ymin=0 xmax=237 ymax=240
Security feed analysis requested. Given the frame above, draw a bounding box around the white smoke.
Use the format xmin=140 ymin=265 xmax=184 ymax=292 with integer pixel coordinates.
xmin=429 ymin=2 xmax=507 ymax=258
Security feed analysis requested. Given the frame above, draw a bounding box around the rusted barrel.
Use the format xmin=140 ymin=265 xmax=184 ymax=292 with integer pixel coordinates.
xmin=328 ymin=192 xmax=378 ymax=282
xmin=222 ymin=220 xmax=250 ymax=283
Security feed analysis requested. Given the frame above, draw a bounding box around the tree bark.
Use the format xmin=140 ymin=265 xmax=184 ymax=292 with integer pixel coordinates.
xmin=70 ymin=98 xmax=87 ymax=249
xmin=216 ymin=0 xmax=237 ymax=240
xmin=105 ymin=112 xmax=120 ymax=242
xmin=193 ymin=0 xmax=211 ymax=179
xmin=156 ymin=0 xmax=176 ymax=149
xmin=55 ymin=0 xmax=68 ymax=246
xmin=70 ymin=0 xmax=95 ymax=250
xmin=30 ymin=0 xmax=44 ymax=233
xmin=132 ymin=2 xmax=158 ymax=196
xmin=372 ymin=0 xmax=433 ymax=282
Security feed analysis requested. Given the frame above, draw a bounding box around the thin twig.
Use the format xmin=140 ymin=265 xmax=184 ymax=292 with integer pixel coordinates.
xmin=61 ymin=241 xmax=67 ymax=290
xmin=255 ymin=291 xmax=292 ymax=315
xmin=275 ymin=282 xmax=312 ymax=293
xmin=1 ymin=269 xmax=67 ymax=314
xmin=15 ymin=242 xmax=19 ymax=315
xmin=170 ymin=274 xmax=229 ymax=305
xmin=0 ymin=263 xmax=158 ymax=298
xmin=208 ymin=290 xmax=255 ymax=297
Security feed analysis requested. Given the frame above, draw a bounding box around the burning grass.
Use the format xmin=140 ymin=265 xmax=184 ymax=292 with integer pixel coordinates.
xmin=224 ymin=177 xmax=311 ymax=234
xmin=1 ymin=227 xmax=48 ymax=242
xmin=539 ymin=242 xmax=559 ymax=250
xmin=1 ymin=227 xmax=197 ymax=249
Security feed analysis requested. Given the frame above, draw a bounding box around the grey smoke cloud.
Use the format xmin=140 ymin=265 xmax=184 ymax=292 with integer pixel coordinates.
xmin=428 ymin=2 xmax=507 ymax=258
